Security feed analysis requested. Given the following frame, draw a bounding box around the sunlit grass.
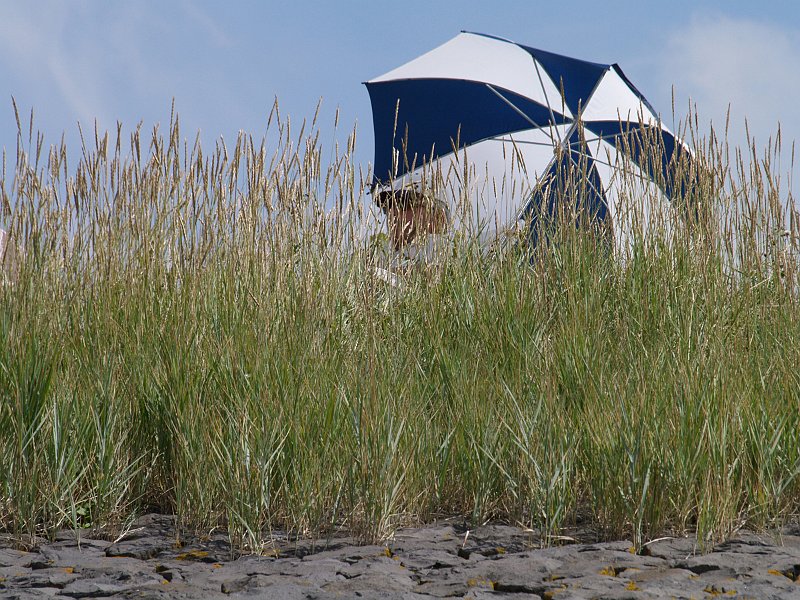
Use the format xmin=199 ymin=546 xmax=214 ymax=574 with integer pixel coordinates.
xmin=0 ymin=101 xmax=798 ymax=553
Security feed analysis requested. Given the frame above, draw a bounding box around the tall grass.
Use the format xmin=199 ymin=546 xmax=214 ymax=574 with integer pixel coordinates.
xmin=0 ymin=100 xmax=798 ymax=553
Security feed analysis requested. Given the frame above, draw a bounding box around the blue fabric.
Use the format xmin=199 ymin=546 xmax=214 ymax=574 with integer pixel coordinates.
xmin=520 ymin=133 xmax=608 ymax=246
xmin=366 ymin=78 xmax=569 ymax=184
xmin=583 ymin=121 xmax=687 ymax=198
xmin=367 ymin=33 xmax=693 ymax=242
xmin=519 ymin=45 xmax=609 ymax=115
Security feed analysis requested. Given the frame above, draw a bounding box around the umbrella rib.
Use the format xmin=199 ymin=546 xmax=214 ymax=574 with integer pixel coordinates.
xmin=531 ymin=58 xmax=563 ymax=144
xmin=488 ymin=138 xmax=555 ymax=148
xmin=484 ymin=84 xmax=555 ymax=144
xmin=569 ymin=147 xmax=657 ymax=185
xmin=564 ymin=153 xmax=608 ymax=206
xmin=583 ymin=133 xmax=638 ymax=144
xmin=568 ymin=131 xmax=661 ymax=181
xmin=583 ymin=169 xmax=607 ymax=205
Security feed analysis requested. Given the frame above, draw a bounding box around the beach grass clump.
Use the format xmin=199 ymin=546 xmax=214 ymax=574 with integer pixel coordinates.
xmin=0 ymin=101 xmax=798 ymax=552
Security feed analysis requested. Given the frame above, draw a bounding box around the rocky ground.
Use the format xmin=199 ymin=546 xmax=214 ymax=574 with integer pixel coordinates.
xmin=2 ymin=515 xmax=800 ymax=599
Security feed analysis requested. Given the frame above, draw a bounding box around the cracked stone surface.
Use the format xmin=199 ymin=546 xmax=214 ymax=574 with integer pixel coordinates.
xmin=2 ymin=515 xmax=800 ymax=599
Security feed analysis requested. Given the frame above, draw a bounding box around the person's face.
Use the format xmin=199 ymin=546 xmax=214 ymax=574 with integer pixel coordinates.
xmin=387 ymin=203 xmax=447 ymax=249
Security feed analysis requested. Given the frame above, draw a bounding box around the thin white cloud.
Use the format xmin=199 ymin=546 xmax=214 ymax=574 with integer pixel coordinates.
xmin=0 ymin=2 xmax=236 ymax=143
xmin=0 ymin=2 xmax=121 ymax=130
xmin=662 ymin=14 xmax=800 ymax=150
xmin=180 ymin=0 xmax=232 ymax=48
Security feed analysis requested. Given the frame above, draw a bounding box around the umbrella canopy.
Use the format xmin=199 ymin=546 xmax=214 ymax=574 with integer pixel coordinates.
xmin=365 ymin=31 xmax=692 ymax=249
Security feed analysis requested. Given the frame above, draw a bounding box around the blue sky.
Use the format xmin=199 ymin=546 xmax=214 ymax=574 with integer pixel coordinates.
xmin=1 ymin=1 xmax=798 ymax=200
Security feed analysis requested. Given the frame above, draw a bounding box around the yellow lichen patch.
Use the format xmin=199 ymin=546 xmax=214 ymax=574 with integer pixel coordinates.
xmin=599 ymin=566 xmax=623 ymax=577
xmin=770 ymin=567 xmax=795 ymax=581
xmin=175 ymin=550 xmax=209 ymax=561
xmin=768 ymin=569 xmax=784 ymax=577
xmin=542 ymin=588 xmax=567 ymax=600
xmin=466 ymin=577 xmax=493 ymax=588
xmin=703 ymin=584 xmax=736 ymax=596
xmin=212 ymin=563 xmax=223 ymax=569
xmin=626 ymin=581 xmax=640 ymax=591
xmin=544 ymin=574 xmax=565 ymax=582
xmin=162 ymin=579 xmax=170 ymax=585
xmin=767 ymin=567 xmax=800 ymax=582
xmin=495 ymin=546 xmax=506 ymax=554
xmin=64 ymin=567 xmax=74 ymax=574
xmin=261 ymin=548 xmax=280 ymax=558
xmin=383 ymin=547 xmax=393 ymax=558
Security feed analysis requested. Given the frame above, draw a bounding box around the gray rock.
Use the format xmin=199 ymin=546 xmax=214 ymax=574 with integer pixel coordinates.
xmin=466 ymin=591 xmax=542 ymax=600
xmin=414 ymin=578 xmax=471 ymax=597
xmin=235 ymin=582 xmax=321 ymax=599
xmin=0 ymin=548 xmax=29 ymax=568
xmin=641 ymin=536 xmax=699 ymax=560
xmin=391 ymin=548 xmax=463 ymax=571
xmin=221 ymin=574 xmax=252 ymax=594
xmin=298 ymin=544 xmax=387 ymax=564
xmin=5 ymin=518 xmax=800 ymax=599
xmin=60 ymin=579 xmax=132 ymax=598
xmin=105 ymin=537 xmax=174 ymax=560
xmin=0 ymin=590 xmax=63 ymax=600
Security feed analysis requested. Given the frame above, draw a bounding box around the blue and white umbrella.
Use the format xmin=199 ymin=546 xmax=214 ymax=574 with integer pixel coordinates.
xmin=365 ymin=31 xmax=691 ymax=249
